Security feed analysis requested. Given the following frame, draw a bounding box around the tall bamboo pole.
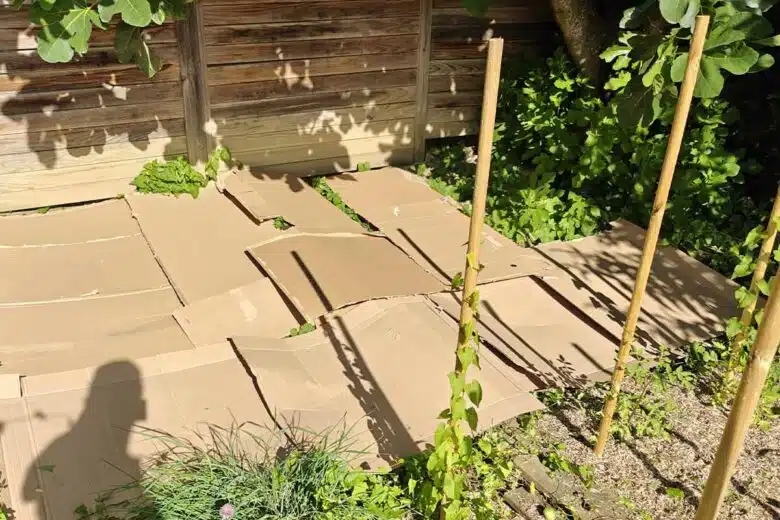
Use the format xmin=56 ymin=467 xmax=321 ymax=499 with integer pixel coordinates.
xmin=442 ymin=37 xmax=503 ymax=520
xmin=593 ymin=15 xmax=711 ymax=457
xmin=695 ymin=268 xmax=780 ymax=520
xmin=454 ymin=37 xmax=504 ymax=341
xmin=727 ymin=184 xmax=780 ymax=374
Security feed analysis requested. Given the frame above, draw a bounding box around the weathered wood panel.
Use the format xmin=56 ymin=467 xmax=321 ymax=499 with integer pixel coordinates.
xmin=206 ymin=35 xmax=418 ymax=65
xmin=428 ymin=73 xmax=483 ymax=93
xmin=208 ymin=53 xmax=416 ymax=86
xmin=204 ymin=18 xmax=420 ymax=45
xmin=203 ymin=0 xmax=421 ymax=176
xmin=242 ymin=148 xmax=414 ymax=176
xmin=0 ymin=6 xmax=185 ymax=208
xmin=202 ymin=1 xmax=417 ymax=25
xmin=210 ymin=69 xmax=417 ymax=106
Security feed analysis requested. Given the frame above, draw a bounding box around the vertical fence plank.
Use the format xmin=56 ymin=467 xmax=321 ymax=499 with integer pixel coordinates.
xmin=413 ymin=0 xmax=433 ymax=163
xmin=176 ymin=2 xmax=213 ymax=166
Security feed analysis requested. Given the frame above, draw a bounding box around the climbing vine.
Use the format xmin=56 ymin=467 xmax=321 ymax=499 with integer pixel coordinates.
xmin=16 ymin=0 xmax=191 ymax=77
xmin=424 ymin=253 xmax=484 ymax=519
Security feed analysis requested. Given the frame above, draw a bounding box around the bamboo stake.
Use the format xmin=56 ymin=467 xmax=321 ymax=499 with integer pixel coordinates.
xmin=695 ymin=269 xmax=780 ymax=520
xmin=593 ymin=15 xmax=710 ymax=457
xmin=455 ymin=37 xmax=504 ymax=338
xmin=727 ymin=184 xmax=780 ymax=375
xmin=440 ymin=37 xmax=502 ymax=520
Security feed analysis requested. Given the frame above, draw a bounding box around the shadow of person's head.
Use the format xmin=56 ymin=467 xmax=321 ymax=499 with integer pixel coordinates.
xmin=23 ymin=360 xmax=148 ymax=520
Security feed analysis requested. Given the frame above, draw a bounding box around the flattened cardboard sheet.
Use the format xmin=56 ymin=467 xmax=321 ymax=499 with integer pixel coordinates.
xmin=247 ymin=233 xmax=445 ymax=320
xmin=174 ymin=278 xmax=300 ymax=346
xmin=0 ymin=200 xmax=137 ymax=247
xmin=0 ymin=200 xmax=181 ymax=347
xmin=429 ymin=277 xmax=623 ymax=389
xmin=534 ymin=220 xmax=740 ymax=350
xmin=0 ymin=316 xmax=194 ymax=377
xmin=126 ymin=187 xmax=284 ymax=304
xmin=224 ymin=170 xmax=365 ymax=233
xmin=0 ymin=344 xmax=276 ymax=520
xmin=326 ymin=168 xmax=555 ymax=283
xmin=232 ymin=297 xmax=543 ymax=466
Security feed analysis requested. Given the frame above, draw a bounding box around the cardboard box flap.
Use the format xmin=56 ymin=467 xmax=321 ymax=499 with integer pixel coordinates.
xmin=126 ymin=187 xmax=283 ymax=304
xmin=0 ymin=316 xmax=194 ymax=377
xmin=231 ymin=297 xmax=544 ymax=465
xmin=534 ymin=220 xmax=739 ymax=349
xmin=7 ymin=344 xmax=276 ymax=520
xmin=429 ymin=276 xmax=623 ymax=389
xmin=174 ymin=278 xmax=300 ymax=346
xmin=247 ymin=233 xmax=445 ymax=320
xmin=225 ymin=171 xmax=365 ymax=234
xmin=0 ymin=200 xmax=137 ymax=247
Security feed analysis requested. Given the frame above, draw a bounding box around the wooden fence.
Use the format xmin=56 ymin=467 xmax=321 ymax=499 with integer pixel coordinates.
xmin=0 ymin=0 xmax=556 ymax=211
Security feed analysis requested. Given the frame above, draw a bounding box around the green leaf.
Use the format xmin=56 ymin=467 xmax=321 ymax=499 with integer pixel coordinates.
xmin=694 ymin=56 xmax=725 ymax=98
xmin=665 ymin=487 xmax=685 ymax=499
xmin=604 ymin=71 xmax=631 ymax=91
xmin=659 ymin=0 xmax=698 ymax=27
xmin=732 ymin=256 xmax=754 ymax=279
xmin=755 ymin=34 xmax=780 ymax=46
xmin=708 ymin=42 xmax=760 ymax=75
xmin=750 ymin=53 xmax=775 ymax=71
xmin=466 ymin=380 xmax=483 ymax=406
xmin=757 ymin=279 xmax=772 ymax=296
xmin=600 ymin=45 xmax=631 ymax=62
xmin=114 ymin=22 xmax=141 ymax=63
xmin=465 ymin=407 xmax=478 ymax=430
xmin=98 ymin=0 xmax=153 ymax=27
xmin=671 ymin=53 xmax=688 ymax=82
xmin=706 ymin=6 xmax=773 ymax=50
xmin=641 ymin=56 xmax=665 ymax=87
xmin=619 ymin=0 xmax=656 ymax=29
xmin=134 ymin=40 xmax=162 ymax=77
xmin=36 ymin=24 xmax=74 ymax=63
xmin=449 ymin=372 xmax=466 ymax=396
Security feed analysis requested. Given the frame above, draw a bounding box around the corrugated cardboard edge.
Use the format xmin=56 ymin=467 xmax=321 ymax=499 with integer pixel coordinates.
xmin=0 ymin=374 xmax=22 ymax=399
xmin=246 ymin=233 xmax=445 ymax=322
xmin=222 ymin=173 xmax=281 ymax=224
xmin=21 ymin=342 xmax=235 ymax=397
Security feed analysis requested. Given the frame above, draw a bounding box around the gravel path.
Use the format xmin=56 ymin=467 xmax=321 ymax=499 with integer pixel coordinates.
xmin=499 ymin=386 xmax=779 ymax=520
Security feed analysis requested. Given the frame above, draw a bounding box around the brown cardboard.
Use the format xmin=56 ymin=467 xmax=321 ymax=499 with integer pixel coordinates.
xmin=0 ymin=200 xmax=182 ymax=347
xmin=0 ymin=200 xmax=138 ymax=247
xmin=326 ymin=168 xmax=556 ymax=283
xmin=0 ymin=343 xmax=278 ymax=520
xmin=247 ymin=233 xmax=445 ymax=320
xmin=534 ymin=220 xmax=740 ymax=350
xmin=429 ymin=276 xmax=623 ymax=389
xmin=224 ymin=170 xmax=366 ymax=233
xmin=231 ymin=296 xmax=544 ymax=466
xmin=126 ymin=187 xmax=284 ymax=304
xmin=0 ymin=316 xmax=194 ymax=377
xmin=173 ymin=278 xmax=300 ymax=346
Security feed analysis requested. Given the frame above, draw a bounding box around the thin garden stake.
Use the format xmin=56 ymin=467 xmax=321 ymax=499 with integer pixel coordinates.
xmin=727 ymin=183 xmax=780 ymax=376
xmin=454 ymin=37 xmax=504 ymax=353
xmin=694 ymin=268 xmax=780 ymax=520
xmin=593 ymin=15 xmax=710 ymax=457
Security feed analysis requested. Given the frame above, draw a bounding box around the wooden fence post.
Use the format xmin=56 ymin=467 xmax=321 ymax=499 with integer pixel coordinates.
xmin=694 ymin=270 xmax=780 ymax=520
xmin=455 ymin=37 xmax=503 ymax=333
xmin=413 ymin=0 xmax=433 ymax=164
xmin=728 ymin=184 xmax=780 ymax=374
xmin=593 ymin=15 xmax=710 ymax=457
xmin=176 ymin=1 xmax=213 ymax=168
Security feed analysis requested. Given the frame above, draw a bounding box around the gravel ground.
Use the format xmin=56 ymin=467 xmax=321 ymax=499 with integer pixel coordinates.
xmin=499 ymin=386 xmax=779 ymax=520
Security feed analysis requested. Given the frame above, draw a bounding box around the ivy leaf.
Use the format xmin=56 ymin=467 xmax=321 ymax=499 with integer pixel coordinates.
xmin=465 ymin=407 xmax=478 ymax=430
xmin=694 ymin=56 xmax=725 ymax=98
xmin=466 ymin=380 xmax=483 ymax=406
xmin=731 ymin=256 xmax=754 ymax=279
xmin=98 ymin=0 xmax=153 ymax=27
xmin=757 ymin=278 xmax=772 ymax=296
xmin=708 ymin=42 xmax=760 ymax=75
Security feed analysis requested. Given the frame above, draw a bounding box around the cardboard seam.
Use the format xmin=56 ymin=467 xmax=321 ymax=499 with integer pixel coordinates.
xmin=0 ymin=233 xmax=142 ymax=249
xmin=0 ymin=285 xmax=172 ymax=308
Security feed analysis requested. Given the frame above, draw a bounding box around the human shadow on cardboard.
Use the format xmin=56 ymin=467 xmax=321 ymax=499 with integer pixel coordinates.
xmin=22 ymin=361 xmax=149 ymax=520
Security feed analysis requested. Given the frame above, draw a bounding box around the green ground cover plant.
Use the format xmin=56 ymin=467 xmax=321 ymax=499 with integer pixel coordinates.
xmin=132 ymin=148 xmax=233 ymax=198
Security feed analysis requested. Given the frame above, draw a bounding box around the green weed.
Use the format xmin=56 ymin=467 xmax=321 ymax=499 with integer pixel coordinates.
xmin=132 ymin=147 xmax=233 ymax=198
xmin=307 ymin=177 xmax=377 ymax=232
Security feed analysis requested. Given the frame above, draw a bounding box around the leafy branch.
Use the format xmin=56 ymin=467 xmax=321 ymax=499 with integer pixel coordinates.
xmin=17 ymin=0 xmax=191 ymax=77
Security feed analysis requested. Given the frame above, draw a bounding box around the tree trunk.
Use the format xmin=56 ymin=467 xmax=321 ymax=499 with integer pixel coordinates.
xmin=550 ymin=0 xmax=607 ymax=84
